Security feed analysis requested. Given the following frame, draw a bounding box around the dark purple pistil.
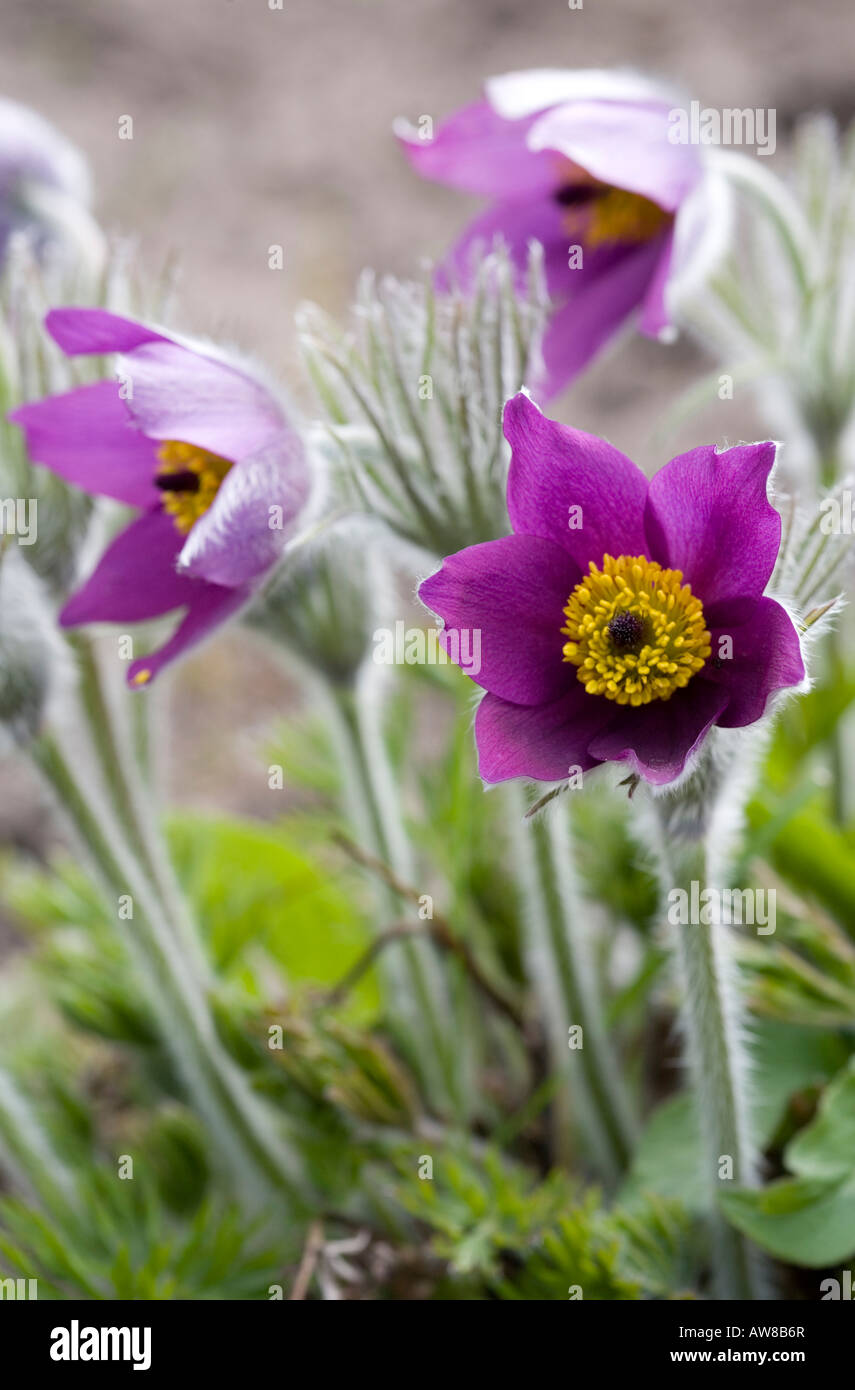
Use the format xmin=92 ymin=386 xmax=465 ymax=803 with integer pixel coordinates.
xmin=554 ymin=184 xmax=601 ymax=208
xmin=608 ymin=611 xmax=645 ymax=650
xmin=155 ymin=470 xmax=200 ymax=494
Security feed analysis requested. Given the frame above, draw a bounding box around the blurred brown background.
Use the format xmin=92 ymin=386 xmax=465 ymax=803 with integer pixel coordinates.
xmin=0 ymin=0 xmax=852 ymax=830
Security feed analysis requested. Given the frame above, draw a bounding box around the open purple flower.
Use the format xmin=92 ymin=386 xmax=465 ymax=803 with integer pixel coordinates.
xmin=398 ymin=69 xmax=728 ymax=398
xmin=419 ymin=392 xmax=805 ymax=787
xmin=10 ymin=308 xmax=310 ymax=686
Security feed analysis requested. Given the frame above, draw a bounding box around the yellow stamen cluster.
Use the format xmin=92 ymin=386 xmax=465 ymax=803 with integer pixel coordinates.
xmin=561 ymin=554 xmax=711 ymax=706
xmin=584 ymin=187 xmax=669 ymax=247
xmin=156 ymin=440 xmax=233 ymax=534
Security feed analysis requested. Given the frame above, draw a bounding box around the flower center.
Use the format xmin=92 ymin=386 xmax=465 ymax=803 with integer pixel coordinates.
xmin=155 ymin=440 xmax=233 ymax=534
xmin=586 ymin=187 xmax=669 ymax=247
xmin=561 ymin=554 xmax=711 ymax=706
xmin=555 ymin=175 xmax=669 ymax=247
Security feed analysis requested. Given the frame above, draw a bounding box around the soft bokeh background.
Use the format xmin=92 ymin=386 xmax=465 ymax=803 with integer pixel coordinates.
xmin=0 ymin=0 xmax=852 ymax=836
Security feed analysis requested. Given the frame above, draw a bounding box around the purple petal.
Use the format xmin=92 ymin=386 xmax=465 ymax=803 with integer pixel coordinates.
xmin=539 ymin=235 xmax=667 ymax=397
xmin=705 ymin=598 xmax=805 ymax=728
xmin=437 ymin=195 xmax=577 ymax=299
xmin=528 ymin=100 xmax=702 ymax=212
xmin=60 ymin=509 xmax=195 ymax=625
xmin=644 ymin=442 xmax=781 ymax=609
xmin=118 ymin=340 xmax=286 ymax=462
xmin=639 ymin=226 xmax=674 ymax=337
xmin=9 ymin=381 xmax=160 ymax=508
xmin=46 ymin=307 xmax=169 ymax=357
xmin=418 ymin=533 xmax=579 ymax=706
xmin=127 ymin=583 xmax=248 ymax=688
xmin=587 ymin=681 xmax=729 ymax=785
xmin=475 ymin=683 xmax=612 ymax=783
xmin=177 ymin=430 xmax=310 ymax=588
xmin=504 ymin=392 xmax=649 ymax=567
xmin=397 ymin=99 xmax=557 ymax=199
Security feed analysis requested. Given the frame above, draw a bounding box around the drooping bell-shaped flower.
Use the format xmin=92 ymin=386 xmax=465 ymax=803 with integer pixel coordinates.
xmin=398 ymin=68 xmax=730 ymax=398
xmin=10 ymin=308 xmax=312 ymax=685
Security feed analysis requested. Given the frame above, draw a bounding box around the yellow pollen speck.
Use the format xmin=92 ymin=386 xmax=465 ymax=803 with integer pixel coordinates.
xmin=131 ymin=668 xmax=152 ymax=687
xmin=561 ymin=554 xmax=711 ymax=706
xmin=555 ymin=158 xmax=670 ymax=249
xmin=156 ymin=439 xmax=233 ymax=535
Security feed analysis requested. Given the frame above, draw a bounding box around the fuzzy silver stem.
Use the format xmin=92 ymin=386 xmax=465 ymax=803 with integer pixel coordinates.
xmin=30 ymin=731 xmax=309 ymax=1213
xmin=510 ymin=785 xmax=636 ymax=1182
xmin=320 ymin=668 xmax=462 ymax=1116
xmin=649 ymin=743 xmax=772 ymax=1299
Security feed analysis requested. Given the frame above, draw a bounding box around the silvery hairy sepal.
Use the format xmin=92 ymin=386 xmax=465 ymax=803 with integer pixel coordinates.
xmin=773 ymin=474 xmax=854 ymax=619
xmin=245 ymin=517 xmax=392 ymax=688
xmin=0 ymin=547 xmax=69 ymax=745
xmin=642 ymin=478 xmax=843 ymax=845
xmin=685 ymin=116 xmax=855 ymax=488
xmin=298 ymin=243 xmax=548 ymax=560
xmin=0 ymin=237 xmax=178 ymax=594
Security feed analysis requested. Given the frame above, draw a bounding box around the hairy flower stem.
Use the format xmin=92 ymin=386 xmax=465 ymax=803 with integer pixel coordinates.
xmin=0 ymin=1067 xmax=77 ymax=1211
xmin=30 ymin=731 xmax=308 ymax=1213
xmin=69 ymin=633 xmax=209 ymax=977
xmin=818 ymin=448 xmax=850 ymax=824
xmin=650 ymin=793 xmax=768 ymax=1300
xmin=321 ymin=673 xmax=461 ymax=1116
xmin=510 ymin=787 xmax=636 ymax=1183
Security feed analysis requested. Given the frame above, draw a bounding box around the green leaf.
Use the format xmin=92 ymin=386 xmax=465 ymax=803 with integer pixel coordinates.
xmin=720 ymin=1176 xmax=855 ymax=1268
xmin=167 ymin=815 xmax=378 ymax=1014
xmin=786 ymin=1056 xmax=855 ymax=1181
xmin=621 ymin=1024 xmax=845 ymax=1213
xmin=746 ymin=801 xmax=855 ymax=933
xmin=721 ymin=1058 xmax=855 ymax=1267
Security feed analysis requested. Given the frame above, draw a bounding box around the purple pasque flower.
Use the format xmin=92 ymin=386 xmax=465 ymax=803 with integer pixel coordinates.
xmin=398 ymin=69 xmax=727 ymax=399
xmin=0 ymin=98 xmax=99 ymax=265
xmin=418 ymin=392 xmax=805 ymax=787
xmin=10 ymin=308 xmax=310 ymax=686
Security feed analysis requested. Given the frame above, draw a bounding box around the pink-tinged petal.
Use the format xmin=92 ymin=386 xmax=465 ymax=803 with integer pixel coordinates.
xmin=118 ymin=340 xmax=285 ymax=462
xmin=45 ymin=307 xmax=169 ymax=356
xmin=486 ymin=69 xmax=678 ymax=122
xmin=538 ymin=235 xmax=667 ymax=397
xmin=639 ymin=226 xmax=675 ymax=338
xmin=528 ymin=100 xmax=702 ymax=212
xmin=177 ymin=430 xmax=309 ymax=588
xmin=504 ymin=391 xmax=649 ymax=567
xmin=397 ymin=100 xmax=557 ymax=199
xmin=587 ymin=682 xmax=729 ymax=785
xmin=9 ymin=381 xmax=160 ymax=507
xmin=127 ymin=583 xmax=248 ymax=688
xmin=60 ymin=509 xmax=194 ymax=625
xmin=418 ymin=533 xmax=579 ymax=706
xmin=644 ymin=442 xmax=781 ymax=609
xmin=437 ymin=195 xmax=576 ymax=299
xmin=475 ymin=683 xmax=612 ymax=784
xmin=705 ymin=598 xmax=805 ymax=729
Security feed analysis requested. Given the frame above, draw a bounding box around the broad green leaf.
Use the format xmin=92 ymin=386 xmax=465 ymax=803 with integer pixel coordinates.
xmin=167 ymin=815 xmax=380 ymax=1018
xmin=786 ymin=1056 xmax=855 ymax=1181
xmin=621 ymin=1024 xmax=845 ymax=1213
xmin=720 ymin=1176 xmax=855 ymax=1267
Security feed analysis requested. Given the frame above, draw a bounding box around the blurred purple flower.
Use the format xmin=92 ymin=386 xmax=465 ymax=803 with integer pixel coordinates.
xmin=0 ymin=98 xmax=100 ymax=265
xmin=419 ymin=392 xmax=805 ymax=787
xmin=398 ymin=69 xmax=728 ymax=398
xmin=11 ymin=308 xmax=310 ymax=686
